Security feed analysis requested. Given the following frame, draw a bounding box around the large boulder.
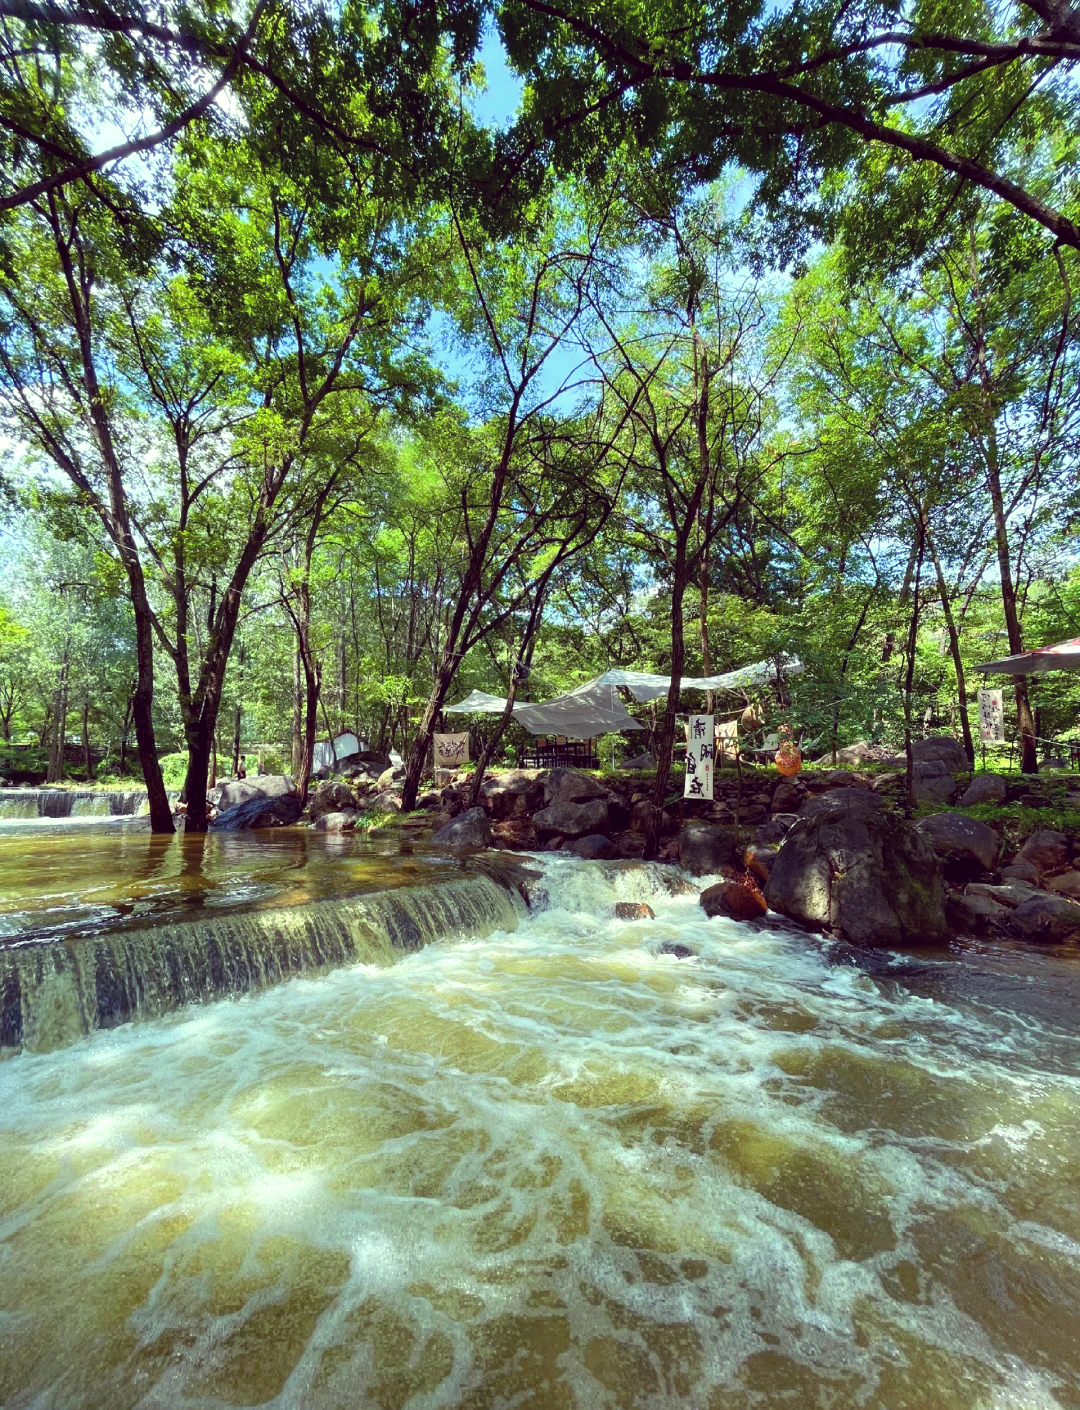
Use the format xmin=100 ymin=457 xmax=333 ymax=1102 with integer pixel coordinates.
xmin=477 ymin=770 xmax=545 ymax=820
xmin=1007 ymin=892 xmax=1080 ymax=944
xmin=211 ymin=794 xmax=303 ymax=830
xmin=431 ymin=806 xmax=491 ymax=848
xmin=764 ymin=793 xmax=948 ymax=946
xmin=630 ymin=799 xmax=658 ymax=836
xmin=567 ymin=833 xmax=620 ymax=860
xmin=217 ymin=773 xmax=297 ymax=811
xmin=1045 ymin=870 xmax=1080 ymax=901
xmin=915 ymin=812 xmax=999 ymax=880
xmin=911 ymin=736 xmax=970 ymax=772
xmin=1017 ymin=829 xmax=1070 ymax=877
xmin=679 ymin=823 xmax=736 ymax=876
xmin=817 ymin=741 xmax=903 ymax=767
xmin=946 ymin=890 xmax=1011 ymax=936
xmin=959 ymin=773 xmax=1008 ymax=807
xmin=309 ymin=781 xmax=356 ymax=821
xmin=368 ymin=791 xmax=402 ymax=813
xmin=771 ymin=780 xmax=804 ymax=814
xmin=743 ymin=844 xmax=779 ymax=883
xmin=912 ymin=760 xmax=957 ymax=804
xmin=543 ymin=769 xmax=609 ymax=807
xmin=377 ymin=765 xmax=406 ymax=790
xmin=700 ymin=881 xmax=768 ymax=921
xmin=532 ymin=798 xmax=610 ymax=839
xmin=799 ymin=789 xmax=885 ymax=820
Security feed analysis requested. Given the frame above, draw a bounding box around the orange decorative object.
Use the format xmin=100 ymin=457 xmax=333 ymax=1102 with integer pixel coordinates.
xmin=775 ymin=749 xmax=802 ymax=776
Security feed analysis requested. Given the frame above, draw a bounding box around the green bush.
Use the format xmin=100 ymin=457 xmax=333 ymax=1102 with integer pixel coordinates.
xmin=157 ymin=752 xmax=189 ymax=788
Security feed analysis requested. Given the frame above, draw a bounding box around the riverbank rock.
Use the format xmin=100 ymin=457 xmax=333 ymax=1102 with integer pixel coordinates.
xmin=369 ymin=791 xmax=402 ymax=812
xmin=478 ymin=770 xmax=545 ymax=819
xmin=492 ymin=818 xmax=540 ymax=851
xmin=1046 ymin=870 xmax=1080 ymax=900
xmin=431 ymin=807 xmax=491 ymax=848
xmin=909 ymin=760 xmax=958 ymax=804
xmin=309 ymin=781 xmax=356 ymax=821
xmin=615 ymin=901 xmax=654 ymax=920
xmin=543 ymin=769 xmax=608 ymax=807
xmin=1001 ymin=860 xmax=1040 ymax=885
xmin=1007 ymin=892 xmax=1080 ymax=944
xmin=314 ymin=809 xmax=358 ymax=832
xmin=946 ymin=890 xmax=1010 ymax=936
xmin=568 ymin=833 xmax=619 ymax=860
xmin=915 ymin=812 xmax=999 ymax=880
xmin=1017 ymin=829 xmax=1070 ymax=877
xmin=211 ymin=794 xmax=304 ymax=830
xmin=377 ymin=765 xmax=406 ymax=790
xmin=743 ymin=844 xmax=778 ymax=883
xmin=959 ymin=773 xmax=1008 ymax=806
xmin=619 ymin=753 xmax=655 ymax=771
xmin=700 ymin=881 xmax=768 ymax=921
xmin=679 ymin=823 xmax=736 ymax=876
xmin=911 ymin=736 xmax=970 ymax=772
xmin=217 ymin=774 xmax=297 ymax=811
xmin=764 ymin=793 xmax=948 ymax=946
xmin=771 ymin=780 xmax=804 ymax=814
xmin=532 ymin=798 xmax=609 ymax=839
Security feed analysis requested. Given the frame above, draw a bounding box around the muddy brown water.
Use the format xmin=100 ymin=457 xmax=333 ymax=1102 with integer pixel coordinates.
xmin=0 ymin=824 xmax=1078 ymax=1408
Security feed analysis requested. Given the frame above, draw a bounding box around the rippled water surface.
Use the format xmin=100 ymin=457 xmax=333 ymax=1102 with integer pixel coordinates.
xmin=2 ymin=849 xmax=1080 ymax=1408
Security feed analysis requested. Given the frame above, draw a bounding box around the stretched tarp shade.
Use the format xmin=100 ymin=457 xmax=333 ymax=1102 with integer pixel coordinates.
xmin=976 ymin=638 xmax=1080 ymax=675
xmin=569 ymin=657 xmax=805 ymax=703
xmin=444 ymin=684 xmax=645 ymax=738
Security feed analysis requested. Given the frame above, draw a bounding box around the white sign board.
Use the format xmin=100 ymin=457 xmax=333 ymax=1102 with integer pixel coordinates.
xmin=684 ymin=714 xmax=715 ymax=799
xmin=433 ymin=731 xmax=469 ymax=767
xmin=716 ymin=718 xmax=738 ymax=761
xmin=977 ymin=689 xmax=1004 ymax=744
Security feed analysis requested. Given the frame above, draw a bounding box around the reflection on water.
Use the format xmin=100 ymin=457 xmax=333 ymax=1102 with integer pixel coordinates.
xmin=1 ymin=854 xmax=1079 ymax=1408
xmin=0 ymin=823 xmax=457 ymax=946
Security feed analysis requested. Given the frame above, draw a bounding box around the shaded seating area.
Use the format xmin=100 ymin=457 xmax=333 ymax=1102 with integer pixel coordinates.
xmin=518 ymin=736 xmax=599 ymax=769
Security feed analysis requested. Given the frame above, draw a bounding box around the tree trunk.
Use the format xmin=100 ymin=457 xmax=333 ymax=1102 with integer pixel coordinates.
xmin=903 ymin=531 xmax=925 ymax=812
xmin=295 ymin=651 xmax=320 ymax=807
xmin=292 ymin=646 xmax=304 ymax=774
xmin=699 ymin=558 xmax=714 ymax=717
xmin=647 ymin=549 xmax=692 ymax=859
xmin=82 ymin=698 xmax=93 ymax=781
xmin=119 ymin=693 xmax=133 ymax=776
xmin=926 ymin=531 xmax=975 ymax=765
xmin=46 ymin=647 xmax=69 ymax=783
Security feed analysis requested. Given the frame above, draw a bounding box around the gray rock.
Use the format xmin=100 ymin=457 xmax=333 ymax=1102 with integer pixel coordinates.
xmin=211 ymin=794 xmax=303 ymax=830
xmin=1017 ymin=829 xmax=1070 ymax=876
xmin=614 ymin=900 xmax=654 ymax=919
xmin=309 ymin=781 xmax=356 ymax=821
xmin=744 ymin=843 xmax=778 ymax=882
xmin=799 ymin=789 xmax=885 ymax=820
xmin=567 ymin=833 xmax=620 ymax=860
xmin=377 ymin=765 xmax=406 ymax=790
xmin=1007 ymin=892 xmax=1080 ymax=944
xmin=946 ymin=891 xmax=1010 ymax=936
xmin=758 ymin=814 xmax=798 ymax=844
xmin=477 ymin=770 xmax=545 ymax=819
xmin=532 ymin=798 xmax=610 ymax=839
xmin=959 ymin=773 xmax=1008 ymax=807
xmin=911 ymin=736 xmax=970 ymax=772
xmin=217 ymin=773 xmax=297 ymax=811
xmin=543 ymin=769 xmax=608 ymax=807
xmin=817 ymin=741 xmax=903 ymax=766
xmin=965 ymin=881 xmax=1040 ymax=908
xmin=618 ymin=753 xmax=656 ymax=771
xmin=431 ymin=806 xmax=492 ymax=848
xmin=764 ymin=795 xmax=948 ymax=946
xmin=369 ymin=791 xmax=402 ymax=812
xmin=658 ymin=941 xmax=694 ymax=958
xmin=912 ymin=759 xmax=957 ymax=804
xmin=915 ymin=812 xmax=999 ymax=877
xmin=1001 ymin=860 xmax=1040 ymax=885
xmin=679 ymin=823 xmax=736 ymax=876
xmin=770 ymin=781 xmax=803 ymax=814
xmin=314 ymin=809 xmax=358 ymax=832
xmin=416 ymin=791 xmax=441 ymax=808
xmin=630 ymin=799 xmax=658 ymax=835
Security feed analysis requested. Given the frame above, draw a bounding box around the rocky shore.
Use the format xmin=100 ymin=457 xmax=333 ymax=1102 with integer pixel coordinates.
xmin=209 ymin=737 xmax=1080 ymax=947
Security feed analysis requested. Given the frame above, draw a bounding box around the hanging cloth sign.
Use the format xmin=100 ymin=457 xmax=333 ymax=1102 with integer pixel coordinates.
xmin=433 ymin=732 xmax=469 ymax=766
xmin=715 ymin=718 xmax=738 ymax=762
xmin=977 ymin=689 xmax=1004 ymax=743
xmin=684 ymin=714 xmax=715 ymax=799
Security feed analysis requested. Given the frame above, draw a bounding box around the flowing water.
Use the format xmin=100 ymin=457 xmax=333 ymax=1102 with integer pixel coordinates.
xmin=1 ymin=837 xmax=1080 ymax=1408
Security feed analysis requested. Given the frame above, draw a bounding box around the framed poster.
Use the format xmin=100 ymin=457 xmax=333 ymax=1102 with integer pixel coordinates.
xmin=684 ymin=714 xmax=715 ymax=799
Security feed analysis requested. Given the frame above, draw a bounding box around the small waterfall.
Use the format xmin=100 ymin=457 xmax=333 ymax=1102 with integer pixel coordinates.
xmin=0 ymin=788 xmax=160 ymax=819
xmin=0 ymin=875 xmax=522 ymax=1054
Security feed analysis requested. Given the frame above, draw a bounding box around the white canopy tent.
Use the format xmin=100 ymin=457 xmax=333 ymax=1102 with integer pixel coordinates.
xmin=976 ymin=637 xmax=1080 ymax=675
xmin=444 ymin=655 xmax=802 ymax=738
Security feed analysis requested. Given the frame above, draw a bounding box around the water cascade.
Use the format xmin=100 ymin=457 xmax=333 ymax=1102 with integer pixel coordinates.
xmin=0 ymin=874 xmax=522 ymax=1053
xmin=0 ymin=787 xmax=155 ymax=820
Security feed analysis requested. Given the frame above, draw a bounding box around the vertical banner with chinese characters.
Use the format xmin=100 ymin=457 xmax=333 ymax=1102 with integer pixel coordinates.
xmin=977 ymin=689 xmax=1004 ymax=743
xmin=715 ymin=718 xmax=738 ymax=762
xmin=433 ymin=732 xmax=469 ymax=767
xmin=684 ymin=714 xmax=715 ymax=799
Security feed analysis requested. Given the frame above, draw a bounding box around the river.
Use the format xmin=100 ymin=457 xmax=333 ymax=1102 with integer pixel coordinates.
xmin=0 ymin=826 xmax=1078 ymax=1408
